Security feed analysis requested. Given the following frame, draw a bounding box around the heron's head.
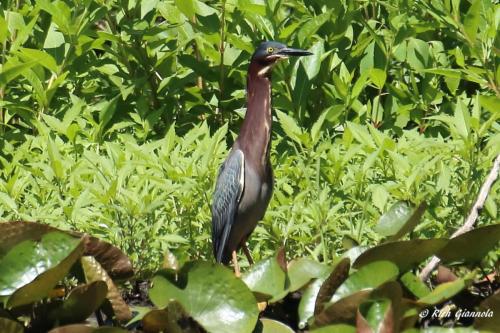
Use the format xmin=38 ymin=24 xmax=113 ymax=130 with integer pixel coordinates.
xmin=251 ymin=41 xmax=312 ymax=76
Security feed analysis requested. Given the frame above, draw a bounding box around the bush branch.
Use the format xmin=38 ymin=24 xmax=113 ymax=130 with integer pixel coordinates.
xmin=419 ymin=153 xmax=500 ymax=281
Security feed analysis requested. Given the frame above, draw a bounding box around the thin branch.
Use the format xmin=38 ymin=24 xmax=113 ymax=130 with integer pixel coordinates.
xmin=419 ymin=154 xmax=500 ymax=281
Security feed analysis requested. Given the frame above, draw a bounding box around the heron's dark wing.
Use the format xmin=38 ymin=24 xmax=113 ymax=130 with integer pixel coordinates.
xmin=211 ymin=149 xmax=245 ymax=263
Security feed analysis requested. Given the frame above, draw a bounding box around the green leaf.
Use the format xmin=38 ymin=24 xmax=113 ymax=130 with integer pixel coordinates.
xmin=374 ymin=201 xmax=426 ymax=240
xmin=287 ymin=258 xmax=330 ymax=293
xmin=463 ymin=0 xmax=481 ymax=42
xmin=49 ymin=281 xmax=108 ymax=324
xmin=369 ymin=68 xmax=387 ymax=89
xmin=297 ymin=11 xmax=331 ymax=45
xmin=0 ymin=192 xmax=18 ymax=212
xmin=353 ymin=239 xmax=448 ymax=272
xmin=0 ymin=16 xmax=8 ymax=46
xmin=418 ymin=273 xmax=474 ymax=305
xmin=174 ymin=0 xmax=196 ymax=18
xmin=242 ymin=248 xmax=287 ymax=302
xmin=0 ymin=232 xmax=84 ymax=307
xmin=400 ymin=272 xmax=430 ymax=298
xmin=0 ymin=59 xmax=38 ymax=86
xmin=150 ymin=261 xmax=258 ymax=333
xmin=276 ymin=110 xmax=304 ymax=146
xmin=479 ymin=95 xmax=500 ymax=114
xmin=312 ymin=290 xmax=371 ymax=328
xmin=331 ymin=261 xmax=398 ymax=302
xmin=18 ymin=48 xmax=58 ymax=72
xmin=437 ymin=224 xmax=500 ymax=264
xmin=254 ymin=318 xmax=295 ymax=333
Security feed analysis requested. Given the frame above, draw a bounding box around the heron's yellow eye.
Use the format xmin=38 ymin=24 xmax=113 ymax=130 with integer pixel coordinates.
xmin=267 ymin=47 xmax=274 ymax=54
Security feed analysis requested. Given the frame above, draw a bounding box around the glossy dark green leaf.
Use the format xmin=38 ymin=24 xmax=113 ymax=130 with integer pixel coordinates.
xmin=242 ymin=248 xmax=287 ymax=302
xmin=254 ymin=318 xmax=294 ymax=333
xmin=287 ymin=257 xmax=330 ymax=292
xmin=353 ymin=239 xmax=448 ymax=272
xmin=400 ymin=271 xmax=430 ymax=298
xmin=312 ymin=290 xmax=371 ymax=327
xmin=331 ymin=261 xmax=398 ymax=302
xmin=418 ymin=273 xmax=474 ymax=305
xmin=357 ymin=299 xmax=393 ymax=333
xmin=0 ymin=231 xmax=84 ymax=307
xmin=374 ymin=201 xmax=426 ymax=240
xmin=437 ymin=224 xmax=500 ymax=264
xmin=150 ymin=261 xmax=258 ymax=333
xmin=297 ymin=259 xmax=349 ymax=329
xmin=0 ymin=221 xmax=57 ymax=256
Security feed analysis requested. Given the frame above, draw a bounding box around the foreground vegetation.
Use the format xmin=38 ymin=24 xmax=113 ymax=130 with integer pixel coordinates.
xmin=0 ymin=0 xmax=499 ymax=331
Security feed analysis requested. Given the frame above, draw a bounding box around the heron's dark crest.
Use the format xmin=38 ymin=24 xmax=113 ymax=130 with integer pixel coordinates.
xmin=211 ymin=41 xmax=312 ymax=269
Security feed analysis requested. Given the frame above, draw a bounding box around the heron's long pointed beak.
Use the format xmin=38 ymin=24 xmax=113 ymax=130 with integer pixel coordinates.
xmin=277 ymin=47 xmax=313 ymax=57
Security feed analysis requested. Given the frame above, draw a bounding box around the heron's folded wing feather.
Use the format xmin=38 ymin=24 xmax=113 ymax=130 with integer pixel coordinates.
xmin=211 ymin=149 xmax=245 ymax=262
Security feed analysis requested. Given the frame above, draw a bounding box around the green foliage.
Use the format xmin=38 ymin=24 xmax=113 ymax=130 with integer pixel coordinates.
xmin=0 ymin=221 xmax=134 ymax=331
xmin=0 ymin=0 xmax=499 ymax=330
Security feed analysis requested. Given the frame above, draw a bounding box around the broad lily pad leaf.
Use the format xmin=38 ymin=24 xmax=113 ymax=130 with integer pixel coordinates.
xmin=298 ymin=259 xmax=347 ymax=329
xmin=418 ymin=273 xmax=474 ymax=305
xmin=82 ymin=235 xmax=134 ymax=280
xmin=0 ymin=317 xmax=23 ymax=333
xmin=49 ymin=281 xmax=108 ymax=324
xmin=287 ymin=257 xmax=330 ymax=292
xmin=81 ymin=256 xmax=131 ymax=321
xmin=437 ymin=224 xmax=500 ymax=264
xmin=340 ymin=246 xmax=368 ymax=264
xmin=474 ymin=290 xmax=500 ymax=330
xmin=353 ymin=239 xmax=448 ymax=272
xmin=357 ymin=281 xmax=402 ymax=333
xmin=142 ymin=300 xmax=202 ymax=333
xmin=0 ymin=220 xmax=56 ymax=256
xmin=400 ymin=271 xmax=430 ymax=298
xmin=315 ymin=258 xmax=350 ymax=314
xmin=0 ymin=231 xmax=84 ymax=308
xmin=242 ymin=248 xmax=288 ymax=302
xmin=312 ymin=290 xmax=371 ymax=327
xmin=331 ymin=261 xmax=399 ymax=302
xmin=374 ymin=201 xmax=426 ymax=240
xmin=309 ymin=324 xmax=356 ymax=333
xmin=150 ymin=261 xmax=258 ymax=333
xmin=48 ymin=325 xmax=128 ymax=333
xmin=254 ymin=318 xmax=294 ymax=333
xmin=357 ymin=300 xmax=393 ymax=333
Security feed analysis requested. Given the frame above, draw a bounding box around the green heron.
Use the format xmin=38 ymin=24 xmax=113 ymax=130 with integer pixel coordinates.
xmin=211 ymin=41 xmax=312 ymax=276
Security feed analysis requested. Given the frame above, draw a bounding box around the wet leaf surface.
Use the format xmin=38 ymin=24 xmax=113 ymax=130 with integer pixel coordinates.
xmin=254 ymin=318 xmax=295 ymax=333
xmin=437 ymin=224 xmax=500 ymax=264
xmin=374 ymin=201 xmax=426 ymax=240
xmin=353 ymin=239 xmax=448 ymax=272
xmin=418 ymin=273 xmax=475 ymax=305
xmin=1 ymin=232 xmax=84 ymax=308
xmin=150 ymin=261 xmax=258 ymax=333
xmin=331 ymin=261 xmax=399 ymax=302
xmin=242 ymin=248 xmax=288 ymax=302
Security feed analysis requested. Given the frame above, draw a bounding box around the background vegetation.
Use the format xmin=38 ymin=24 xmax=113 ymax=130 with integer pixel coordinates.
xmin=0 ymin=0 xmax=499 ymax=282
